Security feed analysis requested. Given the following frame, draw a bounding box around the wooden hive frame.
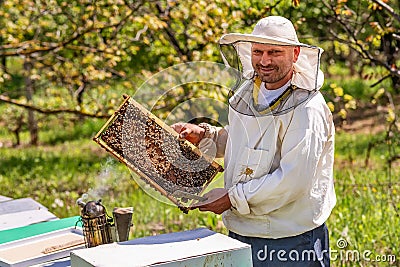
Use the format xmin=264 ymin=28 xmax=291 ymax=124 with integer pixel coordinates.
xmin=93 ymin=95 xmax=223 ymax=213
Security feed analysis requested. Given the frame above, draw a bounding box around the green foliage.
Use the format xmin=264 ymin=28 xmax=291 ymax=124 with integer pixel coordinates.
xmin=1 ymin=0 xmax=399 ymax=145
xmin=0 ymin=0 xmax=144 ymax=115
xmin=323 ymin=82 xmax=357 ymax=121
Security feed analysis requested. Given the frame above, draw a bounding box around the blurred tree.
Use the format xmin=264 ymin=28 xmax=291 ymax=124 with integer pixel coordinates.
xmin=0 ymin=0 xmax=292 ymax=144
xmin=1 ymin=0 xmax=398 ymax=145
xmin=0 ymin=0 xmax=147 ymax=144
xmin=318 ymin=0 xmax=399 ymax=91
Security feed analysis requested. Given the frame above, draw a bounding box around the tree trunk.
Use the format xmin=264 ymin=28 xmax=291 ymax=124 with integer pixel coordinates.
xmin=24 ymin=57 xmax=38 ymax=145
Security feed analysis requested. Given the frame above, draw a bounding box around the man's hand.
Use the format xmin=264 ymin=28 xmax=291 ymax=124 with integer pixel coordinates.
xmin=170 ymin=122 xmax=205 ymax=145
xmin=191 ymin=188 xmax=232 ymax=214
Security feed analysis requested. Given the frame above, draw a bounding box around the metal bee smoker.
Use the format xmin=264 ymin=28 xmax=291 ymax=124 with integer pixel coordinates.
xmin=77 ymin=199 xmax=114 ymax=248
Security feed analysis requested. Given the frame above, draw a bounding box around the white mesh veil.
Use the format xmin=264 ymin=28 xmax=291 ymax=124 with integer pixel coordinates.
xmin=219 ymin=16 xmax=324 ymax=116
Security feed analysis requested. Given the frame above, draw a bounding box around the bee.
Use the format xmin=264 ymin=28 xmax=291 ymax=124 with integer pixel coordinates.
xmin=96 ymin=98 xmax=221 ymax=211
xmin=239 ymin=166 xmax=254 ymax=180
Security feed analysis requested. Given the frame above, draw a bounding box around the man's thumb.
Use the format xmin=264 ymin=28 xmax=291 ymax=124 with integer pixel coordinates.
xmin=179 ymin=129 xmax=189 ymax=139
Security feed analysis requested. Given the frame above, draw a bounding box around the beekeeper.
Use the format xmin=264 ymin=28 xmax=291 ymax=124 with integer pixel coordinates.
xmin=172 ymin=16 xmax=336 ymax=266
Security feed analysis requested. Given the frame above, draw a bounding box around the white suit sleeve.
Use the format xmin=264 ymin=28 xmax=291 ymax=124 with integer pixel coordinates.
xmin=228 ymin=127 xmax=327 ymax=215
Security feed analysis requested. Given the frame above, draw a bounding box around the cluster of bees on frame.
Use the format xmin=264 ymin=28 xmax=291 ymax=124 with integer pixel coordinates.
xmin=99 ymin=100 xmax=220 ymax=204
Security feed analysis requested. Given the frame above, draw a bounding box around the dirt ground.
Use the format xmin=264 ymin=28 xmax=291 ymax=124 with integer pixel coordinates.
xmin=335 ymin=96 xmax=399 ymax=135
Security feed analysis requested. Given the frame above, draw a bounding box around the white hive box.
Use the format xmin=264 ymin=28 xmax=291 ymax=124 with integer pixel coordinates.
xmin=0 ymin=227 xmax=84 ymax=267
xmin=0 ymin=198 xmax=58 ymax=231
xmin=70 ymin=228 xmax=252 ymax=266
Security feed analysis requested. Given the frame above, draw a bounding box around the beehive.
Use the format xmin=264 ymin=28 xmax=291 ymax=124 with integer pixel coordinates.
xmin=93 ymin=95 xmax=223 ymax=213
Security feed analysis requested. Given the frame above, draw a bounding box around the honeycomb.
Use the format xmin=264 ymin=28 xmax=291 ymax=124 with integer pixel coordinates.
xmin=93 ymin=95 xmax=223 ymax=213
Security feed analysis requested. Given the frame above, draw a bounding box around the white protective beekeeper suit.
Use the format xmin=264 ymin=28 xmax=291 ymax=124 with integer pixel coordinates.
xmin=199 ymin=16 xmax=336 ymax=238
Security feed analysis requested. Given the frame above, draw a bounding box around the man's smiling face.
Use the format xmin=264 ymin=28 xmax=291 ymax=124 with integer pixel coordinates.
xmin=251 ymin=43 xmax=300 ymax=89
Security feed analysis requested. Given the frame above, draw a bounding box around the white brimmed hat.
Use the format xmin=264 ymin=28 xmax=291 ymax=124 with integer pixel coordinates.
xmin=219 ymin=16 xmax=324 ymax=91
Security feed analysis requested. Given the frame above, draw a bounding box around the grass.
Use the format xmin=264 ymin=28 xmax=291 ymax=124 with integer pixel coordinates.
xmin=329 ymin=129 xmax=399 ymax=266
xmin=0 ymin=116 xmax=398 ymax=266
